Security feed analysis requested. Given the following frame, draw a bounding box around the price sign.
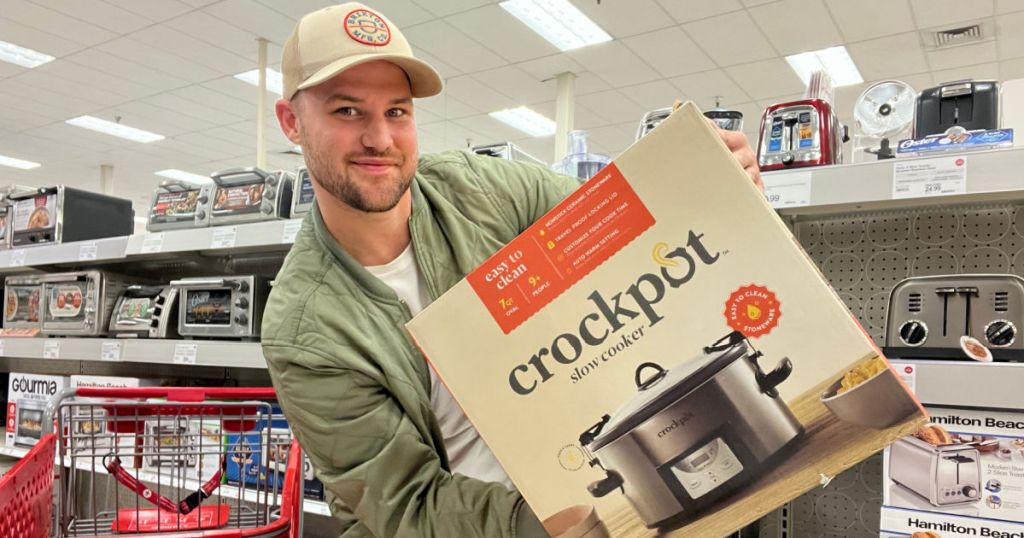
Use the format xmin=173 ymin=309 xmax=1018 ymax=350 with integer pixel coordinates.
xmin=762 ymin=171 xmax=812 ymax=209
xmin=210 ymin=227 xmax=238 ymax=249
xmin=0 ymin=340 xmax=5 ymax=356
xmin=893 ymin=156 xmax=967 ymax=199
xmin=43 ymin=340 xmax=60 ymax=359
xmin=101 ymin=341 xmax=122 ymax=361
xmin=10 ymin=250 xmax=27 ymax=267
xmin=281 ymin=220 xmax=302 ymax=244
xmin=141 ymin=233 xmax=164 ymax=254
xmin=173 ymin=343 xmax=199 ymax=365
xmin=78 ymin=241 xmax=98 ymax=261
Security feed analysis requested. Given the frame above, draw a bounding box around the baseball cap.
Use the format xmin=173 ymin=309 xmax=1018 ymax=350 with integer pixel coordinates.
xmin=281 ymin=2 xmax=443 ymax=100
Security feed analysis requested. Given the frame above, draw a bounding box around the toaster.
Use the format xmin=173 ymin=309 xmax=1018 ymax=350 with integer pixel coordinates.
xmin=108 ymin=285 xmax=180 ymax=339
xmin=915 ymin=80 xmax=1000 ymax=138
xmin=210 ymin=168 xmax=294 ymax=226
xmin=889 ymin=436 xmax=981 ymax=506
xmin=756 ymin=99 xmax=847 ymax=171
xmin=146 ymin=180 xmax=215 ymax=232
xmin=883 ymin=274 xmax=1024 ymax=360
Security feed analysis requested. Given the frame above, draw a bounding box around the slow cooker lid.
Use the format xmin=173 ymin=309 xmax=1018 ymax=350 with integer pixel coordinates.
xmin=591 ymin=341 xmax=748 ymax=450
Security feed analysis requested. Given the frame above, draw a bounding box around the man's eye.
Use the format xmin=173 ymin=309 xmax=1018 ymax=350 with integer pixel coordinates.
xmin=334 ymin=107 xmax=358 ymax=116
xmin=387 ymin=108 xmax=407 ymax=118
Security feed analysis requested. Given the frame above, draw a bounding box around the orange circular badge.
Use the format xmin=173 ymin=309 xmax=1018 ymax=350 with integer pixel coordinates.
xmin=344 ymin=9 xmax=391 ymax=46
xmin=724 ymin=284 xmax=781 ymax=338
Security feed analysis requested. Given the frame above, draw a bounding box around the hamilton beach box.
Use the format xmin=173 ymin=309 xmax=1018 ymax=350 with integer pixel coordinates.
xmin=406 ymin=102 xmax=928 ymax=537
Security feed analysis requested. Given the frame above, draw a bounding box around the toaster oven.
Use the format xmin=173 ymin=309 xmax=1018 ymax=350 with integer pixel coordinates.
xmin=7 ymin=186 xmax=134 ymax=247
xmin=170 ymin=275 xmax=268 ymax=339
xmin=884 ymin=274 xmax=1024 ymax=361
xmin=108 ymin=285 xmax=179 ymax=338
xmin=40 ymin=271 xmax=131 ymax=336
xmin=3 ymin=276 xmax=42 ymax=332
xmin=0 ymin=204 xmax=11 ymax=250
xmin=889 ymin=435 xmax=981 ymax=506
xmin=146 ymin=180 xmax=215 ymax=232
xmin=210 ymin=168 xmax=294 ymax=226
xmin=145 ymin=418 xmax=197 ymax=468
xmin=291 ymin=167 xmax=315 ymax=218
xmin=757 ymin=99 xmax=847 ymax=171
xmin=15 ymin=399 xmax=45 ymax=446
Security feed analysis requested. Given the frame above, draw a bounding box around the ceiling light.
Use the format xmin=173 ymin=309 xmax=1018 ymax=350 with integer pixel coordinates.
xmin=66 ymin=116 xmax=164 ymax=143
xmin=234 ymin=68 xmax=284 ymax=95
xmin=0 ymin=154 xmax=41 ymax=170
xmin=155 ymin=169 xmax=210 ymax=183
xmin=785 ymin=46 xmax=863 ymax=88
xmin=490 ymin=107 xmax=557 ymax=137
xmin=500 ymin=0 xmax=611 ymax=51
xmin=0 ymin=40 xmax=55 ymax=69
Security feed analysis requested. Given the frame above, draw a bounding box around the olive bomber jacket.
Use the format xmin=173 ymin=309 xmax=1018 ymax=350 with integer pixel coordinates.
xmin=261 ymin=151 xmax=580 ymax=537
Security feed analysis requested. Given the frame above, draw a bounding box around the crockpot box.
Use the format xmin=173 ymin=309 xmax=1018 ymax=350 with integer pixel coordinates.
xmin=407 ymin=102 xmax=928 ymax=536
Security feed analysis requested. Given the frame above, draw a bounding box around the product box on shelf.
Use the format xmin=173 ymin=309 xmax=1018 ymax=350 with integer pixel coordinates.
xmin=224 ymin=413 xmax=323 ymax=501
xmin=406 ymin=102 xmax=926 ymax=536
xmin=881 ymin=406 xmax=1024 ymax=538
xmin=69 ymin=376 xmax=162 ymax=469
xmin=140 ymin=416 xmax=221 ymax=485
xmin=6 ymin=372 xmax=69 ymax=448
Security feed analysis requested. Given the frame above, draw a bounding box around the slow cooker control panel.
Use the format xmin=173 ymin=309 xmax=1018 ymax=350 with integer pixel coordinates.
xmin=669 ymin=438 xmax=744 ymax=499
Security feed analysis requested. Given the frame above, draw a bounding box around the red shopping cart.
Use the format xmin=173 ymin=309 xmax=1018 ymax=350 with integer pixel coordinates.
xmin=42 ymin=386 xmax=303 ymax=538
xmin=0 ymin=432 xmax=55 ymax=538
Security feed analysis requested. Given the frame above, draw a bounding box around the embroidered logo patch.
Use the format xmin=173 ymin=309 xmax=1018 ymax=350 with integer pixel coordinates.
xmin=344 ymin=9 xmax=391 ymax=46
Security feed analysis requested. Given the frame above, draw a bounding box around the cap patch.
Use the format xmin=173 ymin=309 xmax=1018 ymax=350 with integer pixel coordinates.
xmin=344 ymin=9 xmax=391 ymax=46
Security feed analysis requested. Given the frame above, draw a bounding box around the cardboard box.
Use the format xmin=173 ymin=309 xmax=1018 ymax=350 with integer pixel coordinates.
xmin=224 ymin=415 xmax=324 ymax=501
xmin=69 ymin=375 xmax=161 ymax=468
xmin=881 ymin=406 xmax=1024 ymax=538
xmin=406 ymin=103 xmax=927 ymax=536
xmin=6 ymin=372 xmax=69 ymax=447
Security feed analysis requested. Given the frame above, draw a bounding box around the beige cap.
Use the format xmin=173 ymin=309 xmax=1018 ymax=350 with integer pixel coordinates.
xmin=281 ymin=3 xmax=443 ymax=100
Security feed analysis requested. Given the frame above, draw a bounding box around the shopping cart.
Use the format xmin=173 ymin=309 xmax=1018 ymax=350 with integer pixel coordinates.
xmin=43 ymin=387 xmax=303 ymax=538
xmin=0 ymin=432 xmax=55 ymax=538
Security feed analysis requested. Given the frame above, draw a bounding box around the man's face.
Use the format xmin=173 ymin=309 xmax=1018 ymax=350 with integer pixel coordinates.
xmin=288 ymin=61 xmax=418 ymax=213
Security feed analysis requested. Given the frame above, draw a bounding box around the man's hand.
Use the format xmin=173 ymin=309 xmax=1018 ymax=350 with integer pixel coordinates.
xmin=708 ymin=119 xmax=763 ymax=192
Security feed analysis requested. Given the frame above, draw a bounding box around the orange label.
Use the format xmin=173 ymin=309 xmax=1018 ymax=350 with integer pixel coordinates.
xmin=467 ymin=163 xmax=655 ymax=333
xmin=724 ymin=284 xmax=781 ymax=337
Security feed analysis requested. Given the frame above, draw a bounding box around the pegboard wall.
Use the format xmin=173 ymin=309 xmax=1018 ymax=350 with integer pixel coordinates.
xmin=761 ymin=200 xmax=1024 ymax=538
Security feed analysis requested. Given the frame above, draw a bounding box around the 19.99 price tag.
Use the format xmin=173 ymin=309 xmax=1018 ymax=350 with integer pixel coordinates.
xmin=762 ymin=171 xmax=812 ymax=209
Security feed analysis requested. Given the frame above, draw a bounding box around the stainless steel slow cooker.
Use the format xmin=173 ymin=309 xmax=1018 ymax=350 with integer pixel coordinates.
xmin=578 ymin=331 xmax=804 ymax=530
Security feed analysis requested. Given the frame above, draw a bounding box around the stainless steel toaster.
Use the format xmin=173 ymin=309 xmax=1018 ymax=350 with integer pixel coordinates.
xmin=889 ymin=436 xmax=981 ymax=506
xmin=883 ymin=274 xmax=1024 ymax=361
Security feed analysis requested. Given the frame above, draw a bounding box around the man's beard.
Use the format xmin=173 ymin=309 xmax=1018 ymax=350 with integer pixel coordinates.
xmin=302 ymin=139 xmax=414 ymax=213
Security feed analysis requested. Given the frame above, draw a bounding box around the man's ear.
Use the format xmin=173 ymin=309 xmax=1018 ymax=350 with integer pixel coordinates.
xmin=275 ymin=98 xmax=302 ymax=145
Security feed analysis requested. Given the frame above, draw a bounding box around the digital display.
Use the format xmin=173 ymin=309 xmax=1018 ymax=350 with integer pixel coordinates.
xmin=6 ymin=286 xmax=40 ymax=323
xmin=152 ymin=190 xmax=200 ymax=221
xmin=298 ymin=171 xmax=315 ymax=205
xmin=46 ymin=284 xmax=86 ymax=321
xmin=184 ymin=289 xmax=232 ymax=326
xmin=690 ymin=453 xmax=711 ymax=467
xmin=213 ymin=184 xmax=264 ymax=215
xmin=13 ymin=194 xmax=55 ymax=232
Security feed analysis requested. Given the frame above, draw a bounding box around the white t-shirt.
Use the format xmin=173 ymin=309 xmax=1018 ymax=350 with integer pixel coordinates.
xmin=365 ymin=244 xmax=514 ymax=489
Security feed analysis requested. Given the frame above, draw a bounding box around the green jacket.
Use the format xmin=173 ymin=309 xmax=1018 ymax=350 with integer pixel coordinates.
xmin=261 ymin=151 xmax=579 ymax=537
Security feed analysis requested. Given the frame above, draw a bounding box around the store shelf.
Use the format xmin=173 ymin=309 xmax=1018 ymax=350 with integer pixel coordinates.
xmin=0 ymin=338 xmax=266 ymax=369
xmin=889 ymin=359 xmax=1024 ymax=410
xmin=764 ymin=146 xmax=1024 ymax=217
xmin=0 ymin=236 xmax=130 ymax=274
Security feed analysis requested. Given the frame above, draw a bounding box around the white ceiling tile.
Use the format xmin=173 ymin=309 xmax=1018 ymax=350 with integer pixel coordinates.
xmin=926 ymin=41 xmax=998 ymax=71
xmin=572 ymin=0 xmax=673 ymax=39
xmin=448 ymin=5 xmax=559 ymax=63
xmin=0 ymin=62 xmax=25 ymax=79
xmin=28 ymin=0 xmax=151 ymax=33
xmin=0 ymin=19 xmax=80 ymax=57
xmin=910 ymin=0 xmax=994 ymax=29
xmin=725 ymin=59 xmax=805 ymax=100
xmin=997 ymin=0 xmax=1024 ymax=13
xmin=258 ymin=0 xmax=436 ymax=26
xmin=669 ymin=69 xmax=751 ymax=110
xmin=654 ymin=0 xmax=743 ymax=23
xmin=101 ymin=0 xmax=194 ymax=22
xmin=891 ymin=72 xmax=937 ymax=92
xmin=64 ymin=49 xmax=191 ymax=93
xmin=5 ymin=70 xmax=132 ymax=109
xmin=4 ymin=0 xmax=118 ymax=47
xmin=997 ymin=11 xmax=1024 ymax=59
xmin=567 ymin=41 xmax=660 ymax=88
xmin=162 ymin=10 xmax=260 ymax=61
xmin=175 ymin=132 xmax=252 ymax=157
xmin=749 ymin=0 xmax=842 ymax=56
xmin=34 ymin=60 xmax=156 ymax=101
xmin=413 ymin=106 xmax=443 ymax=125
xmin=1002 ymin=58 xmax=1024 ymax=80
xmin=411 ymin=0 xmax=490 ymax=17
xmin=202 ymin=0 xmax=296 ymax=45
xmin=0 ymin=84 xmax=96 ymax=119
xmin=622 ymin=26 xmax=716 ymax=78
xmin=172 ymin=85 xmax=256 ymax=119
xmin=416 ymin=93 xmax=480 ymax=120
xmin=517 ymin=54 xmax=584 ymax=81
xmin=452 ymin=114 xmax=531 ymax=145
xmin=202 ymin=76 xmax=266 ymax=104
xmin=95 ymin=38 xmax=222 ymax=84
xmin=740 ymin=0 xmax=780 ymax=5
xmin=474 ymin=66 xmax=554 ymax=105
xmin=444 ymin=76 xmax=517 ymax=113
xmin=410 ymin=48 xmax=463 ymax=80
xmin=847 ymin=32 xmax=929 ymax=81
xmin=756 ymin=92 xmax=804 ymax=110
xmin=931 ymin=62 xmax=1000 ymax=84
xmin=572 ymin=104 xmax=614 ymax=130
xmin=130 ymin=24 xmax=254 ymax=73
xmin=682 ymin=12 xmax=776 ymax=66
xmin=618 ymin=80 xmax=682 ymax=112
xmin=566 ymin=71 xmax=612 ymax=96
xmin=144 ymin=92 xmax=246 ymax=124
xmin=825 ymin=0 xmax=915 ymax=42
xmin=404 ymin=20 xmax=506 ymax=73
xmin=576 ymin=90 xmax=648 ymax=124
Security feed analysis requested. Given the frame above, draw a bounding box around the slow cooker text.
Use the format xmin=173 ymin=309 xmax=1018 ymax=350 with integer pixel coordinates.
xmin=508 ymin=231 xmax=720 ymax=395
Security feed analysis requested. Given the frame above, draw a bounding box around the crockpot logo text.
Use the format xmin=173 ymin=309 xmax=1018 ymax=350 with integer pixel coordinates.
xmin=658 ymin=411 xmax=695 ymax=438
xmin=508 ymin=231 xmax=721 ymax=395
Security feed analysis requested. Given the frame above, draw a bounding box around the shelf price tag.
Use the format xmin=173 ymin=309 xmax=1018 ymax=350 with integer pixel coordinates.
xmin=893 ymin=155 xmax=968 ymax=199
xmin=281 ymin=220 xmax=302 ymax=244
xmin=101 ymin=341 xmax=122 ymax=361
xmin=762 ymin=171 xmax=812 ymax=209
xmin=0 ymin=340 xmax=5 ymax=356
xmin=173 ymin=343 xmax=199 ymax=365
xmin=43 ymin=340 xmax=60 ymax=359
xmin=210 ymin=227 xmax=238 ymax=249
xmin=9 ymin=250 xmax=27 ymax=267
xmin=78 ymin=241 xmax=98 ymax=261
xmin=141 ymin=233 xmax=164 ymax=254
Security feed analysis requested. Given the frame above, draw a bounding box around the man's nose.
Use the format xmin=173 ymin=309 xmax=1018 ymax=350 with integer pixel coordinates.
xmin=361 ymin=116 xmax=393 ymax=151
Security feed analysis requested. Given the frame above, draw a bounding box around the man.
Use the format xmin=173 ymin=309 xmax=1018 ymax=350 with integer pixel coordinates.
xmin=264 ymin=3 xmax=762 ymax=537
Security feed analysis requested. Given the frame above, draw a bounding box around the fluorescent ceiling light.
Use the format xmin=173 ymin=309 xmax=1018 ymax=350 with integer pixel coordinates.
xmin=490 ymin=107 xmax=557 ymax=137
xmin=66 ymin=116 xmax=164 ymax=143
xmin=0 ymin=154 xmax=41 ymax=170
xmin=500 ymin=0 xmax=611 ymax=51
xmin=155 ymin=169 xmax=210 ymax=183
xmin=234 ymin=68 xmax=284 ymax=95
xmin=785 ymin=46 xmax=863 ymax=88
xmin=0 ymin=40 xmax=54 ymax=68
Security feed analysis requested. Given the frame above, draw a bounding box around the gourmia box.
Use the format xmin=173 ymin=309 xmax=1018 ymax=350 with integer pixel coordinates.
xmin=882 ymin=407 xmax=1024 ymax=538
xmin=407 ymin=103 xmax=928 ymax=537
xmin=6 ymin=372 xmax=68 ymax=447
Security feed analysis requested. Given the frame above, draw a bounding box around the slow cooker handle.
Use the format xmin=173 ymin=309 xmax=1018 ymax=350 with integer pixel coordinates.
xmin=587 ymin=470 xmax=624 ymax=498
xmin=758 ymin=357 xmax=793 ymax=398
xmin=634 ymin=362 xmax=667 ymax=390
xmin=703 ymin=330 xmax=747 ymax=354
